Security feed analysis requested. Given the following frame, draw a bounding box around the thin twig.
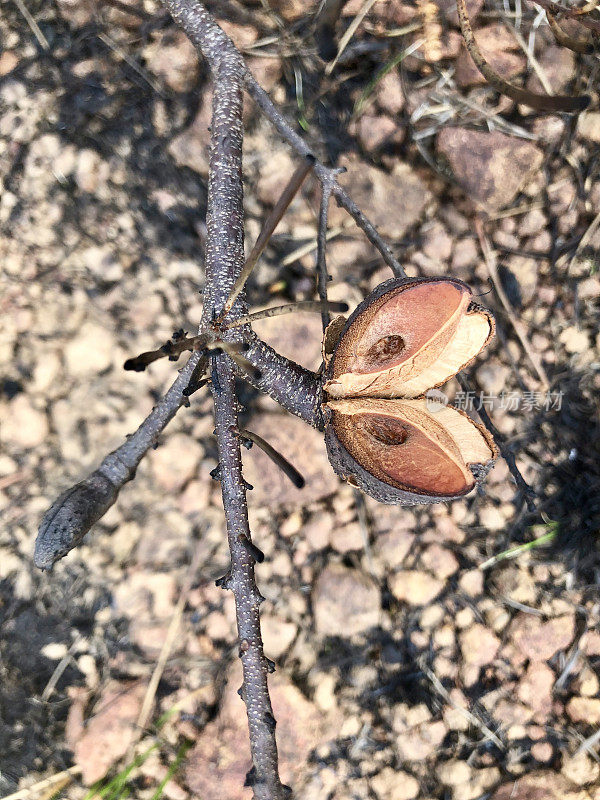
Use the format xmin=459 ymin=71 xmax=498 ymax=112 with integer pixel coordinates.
xmin=35 ymin=351 xmax=208 ymax=569
xmin=316 ymin=180 xmax=334 ymax=332
xmin=280 ymin=220 xmax=353 ymax=267
xmin=97 ymin=32 xmax=165 ymax=95
xmin=546 ymin=12 xmax=595 ymax=53
xmin=235 ymin=428 xmax=305 ymax=488
xmin=239 ymin=74 xmax=407 ymax=278
xmin=456 ymin=0 xmax=590 ymax=111
xmin=456 ymin=374 xmax=537 ymax=511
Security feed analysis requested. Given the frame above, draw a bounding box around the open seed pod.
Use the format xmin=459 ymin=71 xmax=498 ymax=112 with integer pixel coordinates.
xmin=322 ymin=277 xmax=497 ymax=505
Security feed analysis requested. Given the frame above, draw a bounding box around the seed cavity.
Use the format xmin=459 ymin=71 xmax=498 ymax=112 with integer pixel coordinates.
xmin=365 ymin=334 xmax=405 ymax=364
xmin=363 ymin=415 xmax=409 ymax=446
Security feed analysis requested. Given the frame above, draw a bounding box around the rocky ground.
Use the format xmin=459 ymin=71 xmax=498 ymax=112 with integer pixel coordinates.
xmin=1 ymin=0 xmax=600 ymax=799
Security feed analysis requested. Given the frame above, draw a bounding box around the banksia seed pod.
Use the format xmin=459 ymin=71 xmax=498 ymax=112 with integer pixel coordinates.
xmin=322 ymin=277 xmax=497 ymax=505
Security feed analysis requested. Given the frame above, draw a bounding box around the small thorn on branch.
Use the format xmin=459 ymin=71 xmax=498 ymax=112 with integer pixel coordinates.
xmin=265 ymin=657 xmax=276 ymax=673
xmin=244 ymin=767 xmax=257 ymax=788
xmin=234 ymin=427 xmax=306 ymax=489
xmin=215 ymin=572 xmax=233 ymax=590
xmin=210 ymin=464 xmax=222 ymax=481
xmin=238 ymin=533 xmax=265 ymax=563
xmin=263 ymin=711 xmax=277 ymax=731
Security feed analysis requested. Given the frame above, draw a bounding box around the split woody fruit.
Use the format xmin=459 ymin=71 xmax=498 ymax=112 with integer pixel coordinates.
xmin=322 ymin=278 xmax=498 ymax=504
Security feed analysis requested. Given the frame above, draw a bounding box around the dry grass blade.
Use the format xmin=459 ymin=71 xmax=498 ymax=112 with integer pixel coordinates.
xmin=221 ymin=155 xmax=315 ymax=320
xmin=474 ymin=217 xmax=550 ymax=390
xmin=12 ymin=0 xmax=50 ymax=49
xmin=325 ymin=0 xmax=378 ymax=74
xmin=1 ymin=767 xmax=82 ymax=800
xmin=456 ymin=0 xmax=590 ymax=111
xmin=223 ymin=300 xmax=349 ymax=328
xmin=137 ymin=544 xmax=205 ymax=731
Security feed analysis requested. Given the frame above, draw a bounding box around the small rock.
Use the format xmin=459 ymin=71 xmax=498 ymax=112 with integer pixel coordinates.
xmin=56 ymin=0 xmax=95 ymax=26
xmin=531 ymin=741 xmax=554 ymax=763
xmin=329 ymin=522 xmax=364 ymax=553
xmin=421 ymin=544 xmax=459 ymax=578
xmin=566 ymin=696 xmax=600 ymax=725
xmin=561 ymin=753 xmax=599 ymax=786
xmin=354 ymin=113 xmax=403 ymax=152
xmin=395 ymin=719 xmax=447 ymax=761
xmin=373 ymin=528 xmax=416 ymax=570
xmin=489 ymin=773 xmax=577 ymax=800
xmin=370 ymin=767 xmax=420 ymax=799
xmin=455 ymin=24 xmax=524 ymax=87
xmin=527 ymin=45 xmax=575 ymax=95
xmin=144 ymin=29 xmax=199 ymax=92
xmin=313 ymin=564 xmax=380 ymax=636
xmin=0 ymin=51 xmax=19 ymax=76
xmin=508 ymin=613 xmax=574 ymax=662
xmin=261 ymin=614 xmax=297 ymax=659
xmin=389 ymin=570 xmax=444 ymax=605
xmin=376 ymin=70 xmax=405 ymax=115
xmin=577 ymin=112 xmax=600 ymax=144
xmin=256 ymin=148 xmax=297 ymax=207
xmin=437 ymin=128 xmax=543 ymax=211
xmin=168 ymin=90 xmax=212 ymax=176
xmin=64 ymin=322 xmax=115 ymax=377
xmin=150 ymin=433 xmax=203 ymax=493
xmin=559 ymin=327 xmax=589 ymax=355
xmin=251 ymin=304 xmax=322 ymax=372
xmin=82 ymin=244 xmax=123 ymax=281
xmin=516 ymin=662 xmax=554 ymax=714
xmin=1 ymin=394 xmax=49 ymax=449
xmin=459 ymin=623 xmax=500 ymax=667
xmin=506 ymin=256 xmax=538 ymax=305
xmin=439 ymin=760 xmax=472 ymax=786
xmin=68 ymin=681 xmax=148 ymax=784
xmin=339 ymin=159 xmax=433 ymax=240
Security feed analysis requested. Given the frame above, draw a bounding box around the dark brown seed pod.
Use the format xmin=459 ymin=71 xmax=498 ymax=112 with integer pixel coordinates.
xmin=322 ymin=277 xmax=497 ymax=505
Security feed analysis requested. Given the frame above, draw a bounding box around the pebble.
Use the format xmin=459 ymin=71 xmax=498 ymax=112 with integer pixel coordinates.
xmin=459 ymin=623 xmax=500 ymax=666
xmin=313 ymin=564 xmax=380 ymax=636
xmin=389 ymin=570 xmax=444 ymax=605
xmin=150 ymin=433 xmax=203 ymax=493
xmin=64 ymin=322 xmax=115 ymax=377
xmin=1 ymin=394 xmax=49 ymax=449
xmin=370 ymin=767 xmax=420 ymax=800
xmin=437 ymin=128 xmax=543 ymax=211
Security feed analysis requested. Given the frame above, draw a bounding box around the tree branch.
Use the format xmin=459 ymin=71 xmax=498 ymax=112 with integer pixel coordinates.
xmin=159 ymin=1 xmax=289 ymax=797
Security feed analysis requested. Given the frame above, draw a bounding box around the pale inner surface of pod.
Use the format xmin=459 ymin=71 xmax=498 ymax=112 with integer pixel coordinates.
xmin=325 ymin=280 xmax=492 ymax=399
xmin=326 ymin=398 xmax=496 ymax=496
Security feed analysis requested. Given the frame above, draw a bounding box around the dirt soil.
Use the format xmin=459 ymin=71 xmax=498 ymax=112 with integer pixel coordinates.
xmin=1 ymin=1 xmax=600 ymax=799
